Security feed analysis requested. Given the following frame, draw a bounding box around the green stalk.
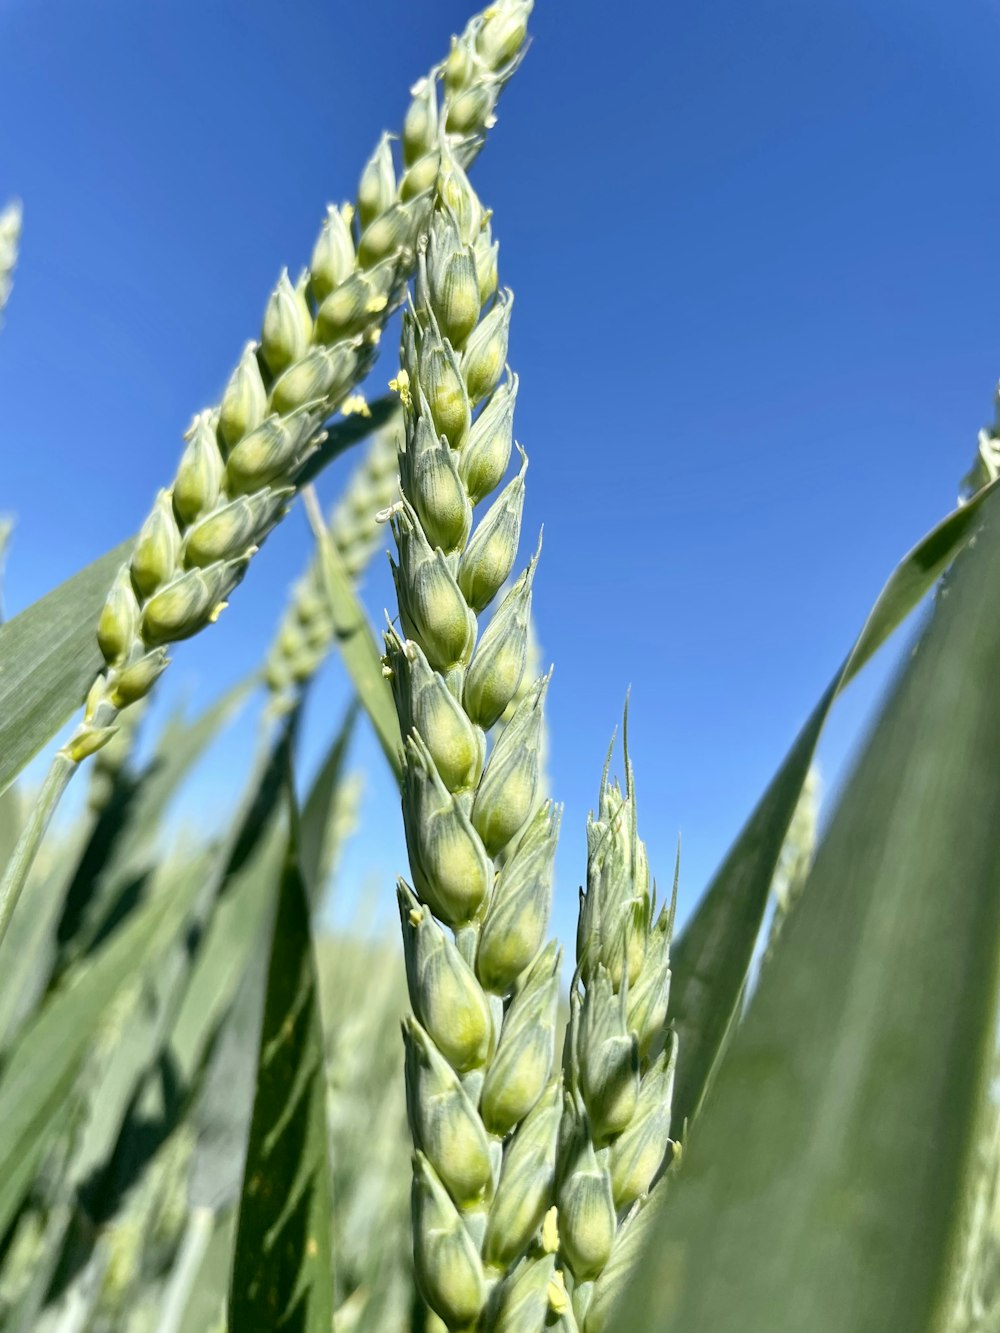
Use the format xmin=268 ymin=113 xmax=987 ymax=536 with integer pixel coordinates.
xmin=0 ymin=751 xmax=75 ymax=949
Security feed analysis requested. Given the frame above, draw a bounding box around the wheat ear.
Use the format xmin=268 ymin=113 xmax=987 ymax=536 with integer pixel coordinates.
xmin=383 ymin=141 xmax=569 ymax=1330
xmin=67 ymin=0 xmax=534 ymax=765
xmin=557 ymin=719 xmax=678 ymax=1330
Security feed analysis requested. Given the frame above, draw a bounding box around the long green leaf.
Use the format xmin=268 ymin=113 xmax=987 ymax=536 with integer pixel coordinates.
xmin=167 ymin=720 xmax=297 ymax=1092
xmin=299 ymin=701 xmax=358 ymax=902
xmin=0 ymin=846 xmax=202 ymax=1237
xmin=51 ymin=677 xmax=251 ymax=980
xmin=32 ymin=717 xmax=297 ymax=1331
xmin=670 ymin=475 xmax=1000 ymax=1130
xmin=0 ymin=848 xmax=68 ymax=1049
xmin=614 ymin=489 xmax=1000 ymax=1333
xmin=178 ymin=1209 xmax=236 ymax=1333
xmin=174 ymin=705 xmax=358 ymax=1321
xmin=0 ymin=539 xmax=133 ymax=797
xmin=79 ymin=716 xmax=299 ymax=1244
xmin=0 ymin=781 xmax=21 ymax=886
xmin=188 ymin=949 xmax=270 ymax=1218
xmin=228 ymin=783 xmax=333 ymax=1332
xmin=68 ymin=857 xmax=217 ymax=1223
xmin=314 ymin=519 xmax=402 ymax=781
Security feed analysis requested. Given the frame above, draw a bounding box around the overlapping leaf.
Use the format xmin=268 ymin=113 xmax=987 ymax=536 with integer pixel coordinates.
xmin=671 ymin=476 xmax=1000 ymax=1129
xmin=615 ymin=489 xmax=1000 ymax=1332
xmin=0 ymin=539 xmax=133 ymax=797
xmin=228 ymin=778 xmax=333 ymax=1333
xmin=0 ymin=848 xmax=203 ymax=1237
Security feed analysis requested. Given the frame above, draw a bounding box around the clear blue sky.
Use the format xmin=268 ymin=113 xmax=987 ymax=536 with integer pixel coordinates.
xmin=2 ymin=0 xmax=998 ymax=943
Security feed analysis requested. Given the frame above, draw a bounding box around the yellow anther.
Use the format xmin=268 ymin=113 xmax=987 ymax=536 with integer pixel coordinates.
xmin=389 ymin=368 xmax=412 ymax=408
xmin=547 ymin=1270 xmax=570 ymax=1316
xmin=541 ymin=1205 xmax=559 ymax=1254
xmin=341 ymin=394 xmax=371 ymax=419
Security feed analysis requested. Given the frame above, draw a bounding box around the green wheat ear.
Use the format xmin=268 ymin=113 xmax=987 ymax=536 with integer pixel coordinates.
xmin=0 ymin=199 xmax=22 ymax=318
xmin=558 ymin=713 xmax=679 ymax=1331
xmin=382 ymin=136 xmax=570 ymax=1329
xmin=65 ymin=0 xmax=534 ymax=767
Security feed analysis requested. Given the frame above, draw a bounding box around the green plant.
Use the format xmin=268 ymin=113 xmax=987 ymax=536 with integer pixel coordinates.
xmin=0 ymin=0 xmax=533 ymax=947
xmin=2 ymin=5 xmax=1000 ymax=1332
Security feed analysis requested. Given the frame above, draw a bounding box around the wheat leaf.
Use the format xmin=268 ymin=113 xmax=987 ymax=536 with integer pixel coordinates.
xmin=228 ymin=766 xmax=333 ymax=1333
xmin=616 ymin=486 xmax=1000 ymax=1333
xmin=312 ymin=506 xmax=402 ymax=780
xmin=671 ymin=474 xmax=1000 ymax=1129
xmin=0 ymin=539 xmax=133 ymax=797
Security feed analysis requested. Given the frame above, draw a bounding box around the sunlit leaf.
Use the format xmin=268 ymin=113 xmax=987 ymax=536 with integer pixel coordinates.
xmin=314 ymin=520 xmax=402 ymax=782
xmin=670 ymin=476 xmax=1000 ymax=1129
xmin=0 ymin=846 xmax=202 ymax=1237
xmin=299 ymin=701 xmax=358 ymax=903
xmin=0 ymin=539 xmax=133 ymax=797
xmin=615 ymin=489 xmax=1000 ymax=1333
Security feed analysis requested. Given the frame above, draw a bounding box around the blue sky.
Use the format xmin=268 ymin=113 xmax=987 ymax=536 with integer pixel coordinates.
xmin=2 ymin=0 xmax=999 ymax=944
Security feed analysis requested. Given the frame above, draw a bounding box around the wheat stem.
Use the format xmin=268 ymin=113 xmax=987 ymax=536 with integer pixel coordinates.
xmin=0 ymin=750 xmax=75 ymax=948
